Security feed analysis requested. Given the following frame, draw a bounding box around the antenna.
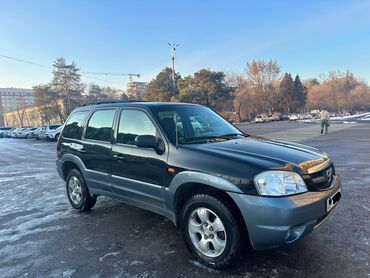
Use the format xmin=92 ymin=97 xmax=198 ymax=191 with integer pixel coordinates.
xmin=174 ymin=112 xmax=179 ymax=148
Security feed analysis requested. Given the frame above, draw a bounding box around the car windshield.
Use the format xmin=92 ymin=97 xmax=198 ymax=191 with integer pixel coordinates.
xmin=152 ymin=105 xmax=244 ymax=144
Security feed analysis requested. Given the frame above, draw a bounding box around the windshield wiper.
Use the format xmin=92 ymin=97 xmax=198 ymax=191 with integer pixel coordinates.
xmin=217 ymin=133 xmax=248 ymax=138
xmin=180 ymin=133 xmax=247 ymax=144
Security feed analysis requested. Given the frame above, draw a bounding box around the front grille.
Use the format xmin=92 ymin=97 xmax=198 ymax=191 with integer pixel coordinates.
xmin=303 ymin=164 xmax=336 ymax=191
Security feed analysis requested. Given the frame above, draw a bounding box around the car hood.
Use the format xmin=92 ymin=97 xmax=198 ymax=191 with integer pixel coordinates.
xmin=188 ymin=136 xmax=330 ymax=174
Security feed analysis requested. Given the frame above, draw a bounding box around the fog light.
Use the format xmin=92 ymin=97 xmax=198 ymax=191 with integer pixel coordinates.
xmin=285 ymin=224 xmax=306 ymax=243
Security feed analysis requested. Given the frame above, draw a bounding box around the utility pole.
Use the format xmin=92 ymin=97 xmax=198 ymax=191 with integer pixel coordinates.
xmin=168 ymin=43 xmax=179 ymax=95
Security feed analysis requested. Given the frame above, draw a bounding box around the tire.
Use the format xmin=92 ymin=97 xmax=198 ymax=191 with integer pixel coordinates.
xmin=55 ymin=133 xmax=60 ymax=142
xmin=181 ymin=194 xmax=241 ymax=269
xmin=66 ymin=168 xmax=96 ymax=211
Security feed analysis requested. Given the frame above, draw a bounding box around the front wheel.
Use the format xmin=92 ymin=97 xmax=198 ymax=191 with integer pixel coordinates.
xmin=66 ymin=169 xmax=96 ymax=211
xmin=181 ymin=194 xmax=241 ymax=269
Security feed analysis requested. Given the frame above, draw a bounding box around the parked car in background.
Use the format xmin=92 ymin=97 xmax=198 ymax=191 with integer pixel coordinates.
xmin=28 ymin=127 xmax=43 ymax=139
xmin=270 ymin=113 xmax=280 ymax=121
xmin=288 ymin=114 xmax=299 ymax=121
xmin=12 ymin=128 xmax=27 ymax=138
xmin=268 ymin=114 xmax=275 ymax=122
xmin=45 ymin=125 xmax=63 ymax=141
xmin=254 ymin=114 xmax=269 ymax=123
xmin=2 ymin=128 xmax=15 ymax=138
xmin=0 ymin=127 xmax=14 ymax=138
xmin=303 ymin=113 xmax=313 ymax=120
xmin=17 ymin=127 xmax=37 ymax=138
xmin=39 ymin=124 xmax=61 ymax=140
xmin=280 ymin=114 xmax=290 ymax=121
xmin=10 ymin=128 xmax=20 ymax=138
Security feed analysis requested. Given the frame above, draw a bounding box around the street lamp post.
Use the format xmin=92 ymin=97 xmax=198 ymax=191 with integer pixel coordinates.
xmin=168 ymin=43 xmax=179 ymax=96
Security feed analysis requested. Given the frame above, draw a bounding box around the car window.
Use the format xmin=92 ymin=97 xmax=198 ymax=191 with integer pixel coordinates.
xmin=157 ymin=111 xmax=184 ymax=142
xmin=117 ymin=110 xmax=157 ymax=145
xmin=85 ymin=109 xmax=115 ymax=142
xmin=153 ymin=106 xmax=241 ymax=144
xmin=63 ymin=111 xmax=89 ymax=139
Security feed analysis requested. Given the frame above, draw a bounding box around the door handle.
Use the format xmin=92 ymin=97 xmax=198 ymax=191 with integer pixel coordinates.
xmin=113 ymin=153 xmax=125 ymax=160
xmin=77 ymin=148 xmax=86 ymax=153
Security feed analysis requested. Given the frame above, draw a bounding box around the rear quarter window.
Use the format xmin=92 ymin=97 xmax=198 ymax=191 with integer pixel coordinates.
xmin=62 ymin=111 xmax=89 ymax=139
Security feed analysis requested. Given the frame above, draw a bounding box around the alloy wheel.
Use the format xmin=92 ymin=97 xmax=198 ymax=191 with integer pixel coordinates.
xmin=68 ymin=176 xmax=82 ymax=205
xmin=188 ymin=207 xmax=227 ymax=257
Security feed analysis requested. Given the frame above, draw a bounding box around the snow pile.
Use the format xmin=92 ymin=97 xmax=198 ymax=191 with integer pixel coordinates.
xmin=331 ymin=112 xmax=370 ymax=120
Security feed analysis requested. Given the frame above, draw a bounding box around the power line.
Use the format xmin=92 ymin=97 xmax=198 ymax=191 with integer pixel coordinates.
xmin=0 ymin=54 xmax=52 ymax=69
xmin=0 ymin=54 xmax=122 ymax=85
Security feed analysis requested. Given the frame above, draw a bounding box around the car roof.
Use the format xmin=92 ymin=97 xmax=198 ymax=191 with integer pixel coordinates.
xmin=73 ymin=101 xmax=202 ymax=112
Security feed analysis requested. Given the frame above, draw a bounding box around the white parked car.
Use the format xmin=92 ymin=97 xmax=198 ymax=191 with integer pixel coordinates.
xmin=0 ymin=127 xmax=14 ymax=138
xmin=254 ymin=114 xmax=269 ymax=123
xmin=288 ymin=114 xmax=299 ymax=121
xmin=303 ymin=113 xmax=313 ymax=120
xmin=39 ymin=124 xmax=61 ymax=140
xmin=270 ymin=114 xmax=280 ymax=121
xmin=45 ymin=125 xmax=63 ymax=141
xmin=13 ymin=128 xmax=28 ymax=138
xmin=17 ymin=127 xmax=37 ymax=138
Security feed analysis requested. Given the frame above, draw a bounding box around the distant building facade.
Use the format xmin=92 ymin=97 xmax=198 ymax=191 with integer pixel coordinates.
xmin=0 ymin=88 xmax=34 ymax=126
xmin=3 ymin=102 xmax=62 ymax=127
xmin=126 ymin=81 xmax=147 ymax=100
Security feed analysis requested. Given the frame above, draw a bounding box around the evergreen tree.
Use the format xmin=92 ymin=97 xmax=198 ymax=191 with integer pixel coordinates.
xmin=51 ymin=57 xmax=83 ymax=118
xmin=293 ymin=75 xmax=307 ymax=112
xmin=177 ymin=69 xmax=233 ymax=110
xmin=279 ymin=73 xmax=294 ymax=113
xmin=144 ymin=67 xmax=181 ymax=102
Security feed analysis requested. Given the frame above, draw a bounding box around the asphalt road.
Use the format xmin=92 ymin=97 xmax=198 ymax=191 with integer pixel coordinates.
xmin=0 ymin=122 xmax=369 ymax=278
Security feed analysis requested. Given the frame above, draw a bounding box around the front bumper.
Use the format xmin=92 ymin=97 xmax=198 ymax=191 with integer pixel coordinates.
xmin=229 ymin=175 xmax=341 ymax=251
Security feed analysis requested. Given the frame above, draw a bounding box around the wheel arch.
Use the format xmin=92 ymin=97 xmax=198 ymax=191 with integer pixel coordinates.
xmin=166 ymin=172 xmax=247 ymax=234
xmin=61 ymin=154 xmax=86 ymax=180
xmin=171 ymin=182 xmax=249 ymax=243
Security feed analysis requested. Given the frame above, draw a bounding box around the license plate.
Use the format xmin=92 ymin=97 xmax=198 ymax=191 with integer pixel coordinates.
xmin=327 ymin=188 xmax=341 ymax=212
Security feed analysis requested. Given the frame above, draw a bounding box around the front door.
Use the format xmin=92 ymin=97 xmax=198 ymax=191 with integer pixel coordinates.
xmin=111 ymin=108 xmax=168 ymax=207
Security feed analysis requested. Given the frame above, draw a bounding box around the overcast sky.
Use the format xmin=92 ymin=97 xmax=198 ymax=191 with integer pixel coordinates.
xmin=1 ymin=0 xmax=370 ymax=88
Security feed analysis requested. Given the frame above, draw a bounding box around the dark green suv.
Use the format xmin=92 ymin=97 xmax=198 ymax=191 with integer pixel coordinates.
xmin=57 ymin=101 xmax=341 ymax=268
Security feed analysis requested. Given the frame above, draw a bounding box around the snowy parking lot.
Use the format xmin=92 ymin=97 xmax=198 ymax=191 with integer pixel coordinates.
xmin=0 ymin=122 xmax=369 ymax=277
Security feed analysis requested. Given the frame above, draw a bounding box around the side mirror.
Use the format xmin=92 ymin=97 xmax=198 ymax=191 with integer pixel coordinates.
xmin=135 ymin=135 xmax=161 ymax=150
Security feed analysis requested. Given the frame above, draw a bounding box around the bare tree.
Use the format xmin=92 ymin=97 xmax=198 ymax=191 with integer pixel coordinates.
xmin=231 ymin=75 xmax=255 ymax=122
xmin=34 ymin=84 xmax=65 ymax=123
xmin=307 ymin=71 xmax=370 ymax=112
xmin=246 ymin=59 xmax=281 ymax=114
xmin=15 ymin=97 xmax=27 ymax=127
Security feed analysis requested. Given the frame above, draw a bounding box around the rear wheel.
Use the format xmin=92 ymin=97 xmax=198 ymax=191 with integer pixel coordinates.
xmin=66 ymin=169 xmax=96 ymax=211
xmin=181 ymin=194 xmax=241 ymax=269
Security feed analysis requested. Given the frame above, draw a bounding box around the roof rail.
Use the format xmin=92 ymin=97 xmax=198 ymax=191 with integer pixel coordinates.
xmin=82 ymin=100 xmax=147 ymax=106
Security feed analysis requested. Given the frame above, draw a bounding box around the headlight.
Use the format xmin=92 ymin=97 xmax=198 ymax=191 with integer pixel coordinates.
xmin=254 ymin=171 xmax=307 ymax=196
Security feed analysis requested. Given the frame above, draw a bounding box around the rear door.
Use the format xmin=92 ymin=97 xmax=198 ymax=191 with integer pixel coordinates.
xmin=79 ymin=108 xmax=117 ymax=192
xmin=111 ymin=108 xmax=168 ymax=207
